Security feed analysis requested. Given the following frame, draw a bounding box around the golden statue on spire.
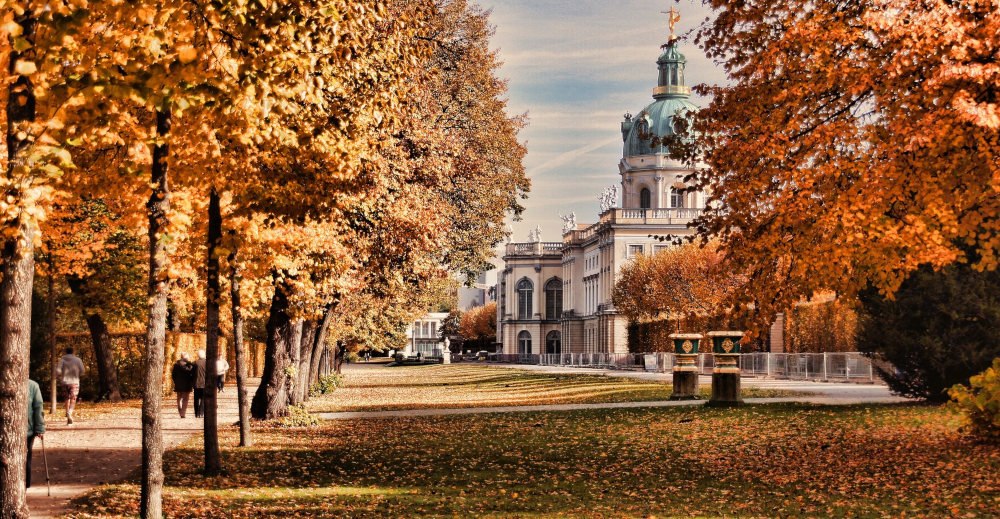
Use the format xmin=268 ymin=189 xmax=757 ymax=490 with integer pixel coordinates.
xmin=661 ymin=6 xmax=681 ymax=41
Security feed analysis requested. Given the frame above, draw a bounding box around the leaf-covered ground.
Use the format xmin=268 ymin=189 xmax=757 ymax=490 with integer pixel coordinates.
xmin=52 ymin=398 xmax=143 ymax=422
xmin=305 ymin=364 xmax=796 ymax=412
xmin=69 ymin=403 xmax=999 ymax=518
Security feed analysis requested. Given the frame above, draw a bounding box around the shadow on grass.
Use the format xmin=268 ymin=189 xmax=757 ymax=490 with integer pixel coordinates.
xmin=69 ymin=402 xmax=998 ymax=518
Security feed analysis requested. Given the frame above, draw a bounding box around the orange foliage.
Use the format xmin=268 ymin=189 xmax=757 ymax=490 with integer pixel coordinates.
xmin=459 ymin=302 xmax=496 ymax=342
xmin=678 ymin=0 xmax=1000 ymax=332
xmin=613 ymin=242 xmax=743 ymax=330
xmin=784 ymin=296 xmax=859 ymax=353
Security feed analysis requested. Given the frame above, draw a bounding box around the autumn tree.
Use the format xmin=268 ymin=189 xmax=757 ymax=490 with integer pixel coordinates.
xmin=612 ymin=242 xmax=742 ymax=331
xmin=459 ymin=302 xmax=496 ymax=352
xmin=44 ymin=200 xmax=146 ymax=402
xmin=245 ymin=0 xmax=529 ymax=419
xmin=0 ymin=4 xmax=106 ymax=514
xmin=51 ymin=0 xmax=411 ymax=509
xmin=404 ymin=0 xmax=529 ymax=282
xmin=675 ymin=0 xmax=1000 ymax=331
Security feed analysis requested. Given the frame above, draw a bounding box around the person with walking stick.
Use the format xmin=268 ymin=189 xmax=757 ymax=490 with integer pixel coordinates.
xmin=26 ymin=378 xmax=46 ymax=489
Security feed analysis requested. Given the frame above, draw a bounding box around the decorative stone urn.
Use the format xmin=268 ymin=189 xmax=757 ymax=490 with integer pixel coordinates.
xmin=668 ymin=333 xmax=703 ymax=400
xmin=706 ymin=331 xmax=744 ymax=407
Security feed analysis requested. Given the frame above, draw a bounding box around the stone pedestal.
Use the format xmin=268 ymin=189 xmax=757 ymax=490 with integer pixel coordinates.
xmin=668 ymin=333 xmax=703 ymax=400
xmin=707 ymin=371 xmax=742 ymax=407
xmin=671 ymin=370 xmax=699 ymax=399
xmin=706 ymin=331 xmax=744 ymax=407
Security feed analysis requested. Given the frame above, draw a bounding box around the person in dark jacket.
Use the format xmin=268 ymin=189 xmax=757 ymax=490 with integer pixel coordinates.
xmin=171 ymin=353 xmax=196 ymax=418
xmin=194 ymin=350 xmax=207 ymax=418
xmin=27 ymin=379 xmax=45 ymax=488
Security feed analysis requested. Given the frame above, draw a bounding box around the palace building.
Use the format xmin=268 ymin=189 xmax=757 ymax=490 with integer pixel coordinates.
xmin=496 ymin=35 xmax=707 ymax=356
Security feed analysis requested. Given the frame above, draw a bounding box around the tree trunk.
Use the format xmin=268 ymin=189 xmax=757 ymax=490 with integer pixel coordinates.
xmin=47 ymin=249 xmax=57 ymax=414
xmin=297 ymin=321 xmax=317 ymax=402
xmin=141 ymin=108 xmax=171 ymax=519
xmin=203 ymin=188 xmax=222 ymax=475
xmin=286 ymin=320 xmax=303 ymax=406
xmin=228 ymin=243 xmax=251 ymax=447
xmin=319 ymin=347 xmax=329 ymax=378
xmin=0 ymin=230 xmax=35 ymax=519
xmin=251 ymin=278 xmax=292 ymax=419
xmin=308 ymin=301 xmax=336 ymax=387
xmin=334 ymin=342 xmax=347 ymax=375
xmin=1 ymin=10 xmax=36 ymax=516
xmin=84 ymin=314 xmax=122 ymax=402
xmin=67 ymin=276 xmax=123 ymax=402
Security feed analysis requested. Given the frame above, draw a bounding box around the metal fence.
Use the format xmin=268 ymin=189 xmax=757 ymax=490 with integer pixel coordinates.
xmin=739 ymin=352 xmax=881 ymax=381
xmin=487 ymin=351 xmax=882 ymax=382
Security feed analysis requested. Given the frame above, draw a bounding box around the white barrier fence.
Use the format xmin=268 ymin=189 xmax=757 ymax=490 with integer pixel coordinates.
xmin=487 ymin=352 xmax=882 ymax=382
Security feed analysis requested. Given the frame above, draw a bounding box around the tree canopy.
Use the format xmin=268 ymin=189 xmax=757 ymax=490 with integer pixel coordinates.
xmin=0 ymin=0 xmax=527 ymax=516
xmin=678 ymin=0 xmax=1000 ymax=330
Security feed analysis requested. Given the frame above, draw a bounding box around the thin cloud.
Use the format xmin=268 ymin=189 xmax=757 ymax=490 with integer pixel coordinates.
xmin=526 ymin=136 xmax=620 ymax=177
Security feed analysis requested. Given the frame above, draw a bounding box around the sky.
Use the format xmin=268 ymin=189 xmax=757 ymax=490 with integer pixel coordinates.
xmin=480 ymin=0 xmax=726 ymax=247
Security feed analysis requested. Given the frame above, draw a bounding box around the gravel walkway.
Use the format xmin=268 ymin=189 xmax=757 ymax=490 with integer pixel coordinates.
xmin=26 ymin=383 xmax=243 ymax=518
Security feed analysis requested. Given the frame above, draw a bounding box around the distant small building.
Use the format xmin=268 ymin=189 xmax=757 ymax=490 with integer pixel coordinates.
xmin=403 ymin=312 xmax=449 ymax=356
xmin=458 ymin=271 xmax=491 ymax=311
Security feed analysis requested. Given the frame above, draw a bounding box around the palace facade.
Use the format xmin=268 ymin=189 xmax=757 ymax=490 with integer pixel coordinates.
xmin=496 ymin=37 xmax=706 ymax=355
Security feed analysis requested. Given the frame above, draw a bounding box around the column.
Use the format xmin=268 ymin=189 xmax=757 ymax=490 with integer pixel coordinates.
xmin=654 ymin=175 xmax=665 ymax=209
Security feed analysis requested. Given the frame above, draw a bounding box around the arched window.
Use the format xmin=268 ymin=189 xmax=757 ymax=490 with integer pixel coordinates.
xmin=544 ymin=278 xmax=563 ymax=320
xmin=670 ymin=188 xmax=684 ymax=208
xmin=546 ymin=331 xmax=561 ymax=355
xmin=516 ymin=278 xmax=533 ymax=319
xmin=518 ymin=330 xmax=532 ymax=354
xmin=639 ymin=187 xmax=651 ymax=209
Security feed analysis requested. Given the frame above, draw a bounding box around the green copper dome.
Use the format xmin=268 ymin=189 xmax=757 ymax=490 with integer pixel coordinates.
xmin=620 ymin=40 xmax=697 ymax=158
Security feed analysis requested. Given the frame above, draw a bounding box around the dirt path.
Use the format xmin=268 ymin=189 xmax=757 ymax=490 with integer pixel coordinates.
xmin=26 ymin=382 xmax=246 ymax=518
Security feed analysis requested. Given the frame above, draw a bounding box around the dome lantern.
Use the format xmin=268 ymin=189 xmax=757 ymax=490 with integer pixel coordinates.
xmin=653 ymin=40 xmax=690 ymax=99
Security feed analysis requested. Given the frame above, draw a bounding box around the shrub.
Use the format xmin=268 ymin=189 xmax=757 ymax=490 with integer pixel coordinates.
xmin=309 ymin=374 xmax=343 ymax=397
xmin=857 ymin=262 xmax=1000 ymax=402
xmin=626 ymin=314 xmax=764 ymax=353
xmin=949 ymin=358 xmax=1000 ymax=443
xmin=784 ymin=296 xmax=858 ymax=353
xmin=344 ymin=351 xmax=359 ymax=363
xmin=277 ymin=404 xmax=321 ymax=427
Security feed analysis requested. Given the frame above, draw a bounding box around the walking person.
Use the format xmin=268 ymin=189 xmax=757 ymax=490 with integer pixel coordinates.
xmin=26 ymin=378 xmax=45 ymax=488
xmin=171 ymin=353 xmax=196 ymax=418
xmin=55 ymin=346 xmax=86 ymax=425
xmin=215 ymin=356 xmax=229 ymax=392
xmin=194 ymin=349 xmax=207 ymax=418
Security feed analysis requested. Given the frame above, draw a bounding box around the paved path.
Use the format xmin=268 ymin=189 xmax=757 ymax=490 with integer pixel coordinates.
xmin=26 ymin=385 xmax=242 ymax=518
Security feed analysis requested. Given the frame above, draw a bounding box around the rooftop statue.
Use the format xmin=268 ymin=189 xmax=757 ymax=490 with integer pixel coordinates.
xmin=560 ymin=212 xmax=577 ymax=234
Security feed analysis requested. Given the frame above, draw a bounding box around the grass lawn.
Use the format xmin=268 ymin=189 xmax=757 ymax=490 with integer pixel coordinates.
xmin=70 ymin=403 xmax=999 ymax=518
xmin=305 ymin=364 xmax=797 ymax=412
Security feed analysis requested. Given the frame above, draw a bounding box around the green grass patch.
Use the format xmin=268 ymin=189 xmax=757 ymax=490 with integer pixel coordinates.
xmin=305 ymin=364 xmax=798 ymax=413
